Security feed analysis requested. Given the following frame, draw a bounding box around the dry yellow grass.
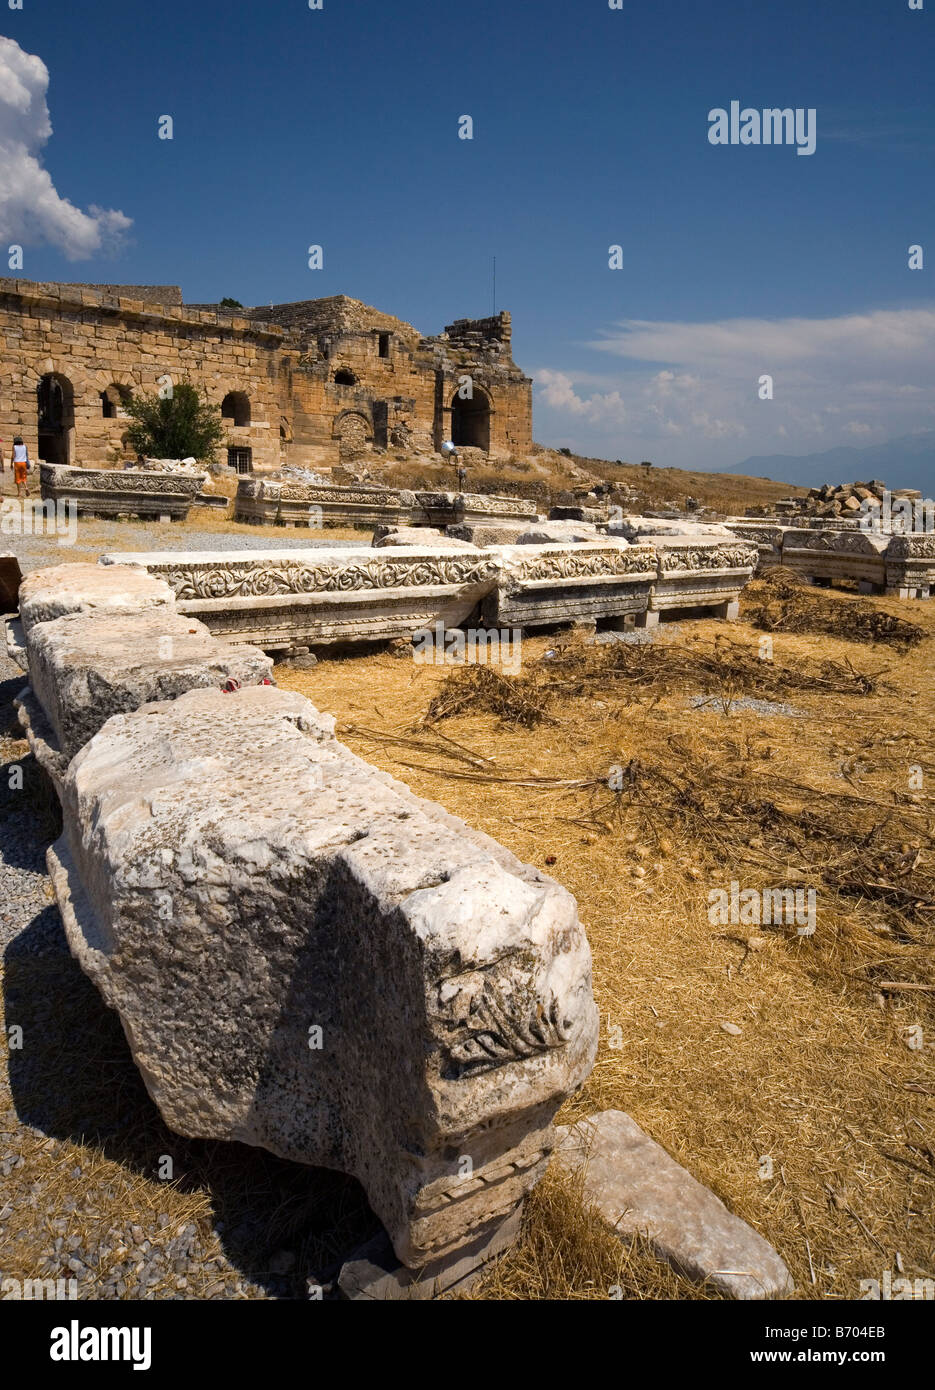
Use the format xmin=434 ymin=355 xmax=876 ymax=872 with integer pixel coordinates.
xmin=276 ymin=593 xmax=935 ymax=1300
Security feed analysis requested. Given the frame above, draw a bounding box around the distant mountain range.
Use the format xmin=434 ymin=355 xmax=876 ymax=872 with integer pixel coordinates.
xmin=729 ymin=431 xmax=935 ymax=495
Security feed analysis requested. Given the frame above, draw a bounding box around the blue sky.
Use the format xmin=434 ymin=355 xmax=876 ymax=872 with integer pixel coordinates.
xmin=1 ymin=0 xmax=933 ymax=470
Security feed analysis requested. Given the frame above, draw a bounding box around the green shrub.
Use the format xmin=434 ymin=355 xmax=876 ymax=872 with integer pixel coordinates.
xmin=123 ymin=382 xmax=225 ymax=463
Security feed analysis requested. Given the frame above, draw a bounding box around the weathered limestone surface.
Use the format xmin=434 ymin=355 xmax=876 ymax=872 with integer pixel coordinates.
xmin=483 ymin=542 xmax=656 ymax=629
xmin=372 ymin=526 xmax=478 ymax=551
xmin=235 ymin=477 xmax=404 ymax=529
xmin=643 ymin=536 xmax=758 ymax=618
xmin=17 ymin=562 xmax=175 ymax=636
xmin=49 ymin=684 xmax=599 ymax=1267
xmin=413 ymin=491 xmax=537 ymax=529
xmin=724 ymin=521 xmax=786 ymax=572
xmin=609 ymin=517 xmax=734 ymax=541
xmin=778 ymin=528 xmax=889 ymax=591
xmin=445 ymin=521 xmax=532 ymax=546
xmin=514 ymin=521 xmax=602 ymax=545
xmin=885 ymin=533 xmax=935 ymax=598
xmin=0 ymin=552 xmax=23 ymax=613
xmin=557 ymin=1111 xmax=793 ymax=1299
xmin=27 ymin=609 xmax=272 ymax=759
xmin=100 ymin=547 xmax=502 ymax=652
xmin=40 ymin=463 xmax=205 ymax=521
xmin=549 ymin=505 xmax=608 ymax=524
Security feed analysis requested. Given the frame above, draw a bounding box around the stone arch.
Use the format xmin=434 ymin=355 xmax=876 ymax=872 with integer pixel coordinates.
xmin=100 ymin=383 xmax=133 ymax=418
xmin=36 ymin=372 xmax=75 ymax=465
xmin=450 ymin=384 xmax=491 ymax=452
xmin=331 ymin=409 xmax=372 ymax=461
xmin=221 ymin=391 xmax=251 ymax=427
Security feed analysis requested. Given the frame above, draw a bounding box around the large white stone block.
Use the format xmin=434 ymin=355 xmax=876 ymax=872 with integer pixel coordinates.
xmin=27 ymin=608 xmax=273 ymax=760
xmin=49 ymin=685 xmax=599 ymax=1267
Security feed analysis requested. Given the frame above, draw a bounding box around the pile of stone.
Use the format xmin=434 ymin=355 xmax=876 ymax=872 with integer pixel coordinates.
xmin=279 ymin=463 xmax=330 ymax=486
xmin=793 ymin=480 xmax=920 ymax=520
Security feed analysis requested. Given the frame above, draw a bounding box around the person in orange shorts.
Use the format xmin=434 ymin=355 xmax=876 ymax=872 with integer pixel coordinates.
xmin=10 ymin=436 xmax=30 ymax=498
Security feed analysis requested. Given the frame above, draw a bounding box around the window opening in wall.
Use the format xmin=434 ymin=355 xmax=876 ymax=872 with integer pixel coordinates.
xmin=227 ymin=446 xmax=253 ymax=473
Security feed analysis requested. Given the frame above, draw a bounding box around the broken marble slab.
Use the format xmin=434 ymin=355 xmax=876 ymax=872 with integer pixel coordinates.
xmin=608 ymin=517 xmax=735 ymax=541
xmin=26 ymin=608 xmax=273 ymax=760
xmin=98 ymin=547 xmax=503 ymax=653
xmin=372 ymin=526 xmax=479 ymax=551
xmin=40 ymin=462 xmax=204 ymax=521
xmin=49 ymin=684 xmax=598 ymax=1268
xmin=413 ymin=491 xmax=538 ymax=529
xmin=643 ymin=535 xmax=758 ymax=619
xmin=778 ymin=528 xmax=889 ymax=592
xmin=445 ymin=521 xmax=532 ymax=546
xmin=514 ymin=522 xmax=604 ymax=545
xmin=482 ymin=542 xmax=656 ymax=630
xmin=17 ymin=562 xmax=175 ymax=637
xmin=234 ymin=477 xmax=404 ymax=529
xmin=556 ymin=1110 xmax=793 ymax=1299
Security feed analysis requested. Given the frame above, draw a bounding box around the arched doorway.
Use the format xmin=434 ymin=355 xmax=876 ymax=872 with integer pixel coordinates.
xmin=37 ymin=373 xmax=75 ymax=465
xmin=450 ymin=387 xmax=490 ymax=451
xmin=221 ymin=391 xmax=251 ymax=427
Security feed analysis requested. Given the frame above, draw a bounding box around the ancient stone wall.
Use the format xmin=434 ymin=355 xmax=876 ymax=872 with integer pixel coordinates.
xmin=0 ymin=279 xmax=288 ymax=472
xmin=0 ymin=281 xmax=533 ymax=473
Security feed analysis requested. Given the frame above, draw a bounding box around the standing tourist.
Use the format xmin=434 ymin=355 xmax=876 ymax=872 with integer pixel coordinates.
xmin=10 ymin=436 xmax=31 ymax=498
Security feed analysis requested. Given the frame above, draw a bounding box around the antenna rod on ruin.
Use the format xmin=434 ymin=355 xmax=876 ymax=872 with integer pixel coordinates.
xmin=492 ymin=256 xmax=496 ymax=316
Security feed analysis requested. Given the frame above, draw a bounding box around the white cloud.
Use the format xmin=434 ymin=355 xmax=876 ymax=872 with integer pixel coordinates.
xmin=536 ymin=368 xmax=628 ymax=426
xmin=0 ymin=37 xmax=131 ymax=260
xmin=533 ymin=307 xmax=935 ymax=467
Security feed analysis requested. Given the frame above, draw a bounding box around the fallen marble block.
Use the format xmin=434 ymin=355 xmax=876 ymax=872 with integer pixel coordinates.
xmin=514 ymin=522 xmax=603 ymax=545
xmin=99 ymin=547 xmax=503 ymax=653
xmin=778 ymin=528 xmax=889 ymax=592
xmin=549 ymin=505 xmax=608 ymax=524
xmin=556 ymin=1110 xmax=793 ymax=1299
xmin=17 ymin=562 xmax=175 ymax=637
xmin=27 ymin=608 xmax=273 ymax=760
xmin=48 ymin=684 xmax=599 ymax=1267
xmin=413 ymin=491 xmax=538 ymax=529
xmin=483 ymin=542 xmax=656 ymax=630
xmin=644 ymin=536 xmax=758 ymax=620
xmin=883 ymin=533 xmax=935 ymax=598
xmin=0 ymin=552 xmax=23 ymax=613
xmin=235 ymin=477 xmax=404 ymax=528
xmin=445 ymin=521 xmax=532 ymax=546
xmin=609 ymin=516 xmax=734 ymax=541
xmin=372 ymin=526 xmax=478 ymax=551
xmin=724 ymin=521 xmax=786 ymax=573
xmin=40 ymin=463 xmax=205 ymax=521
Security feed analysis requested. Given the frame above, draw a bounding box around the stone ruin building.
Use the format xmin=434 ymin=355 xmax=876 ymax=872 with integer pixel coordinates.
xmin=0 ymin=279 xmax=533 ymax=474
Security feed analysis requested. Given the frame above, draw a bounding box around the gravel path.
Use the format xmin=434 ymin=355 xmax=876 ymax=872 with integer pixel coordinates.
xmin=2 ymin=516 xmax=368 ymax=577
